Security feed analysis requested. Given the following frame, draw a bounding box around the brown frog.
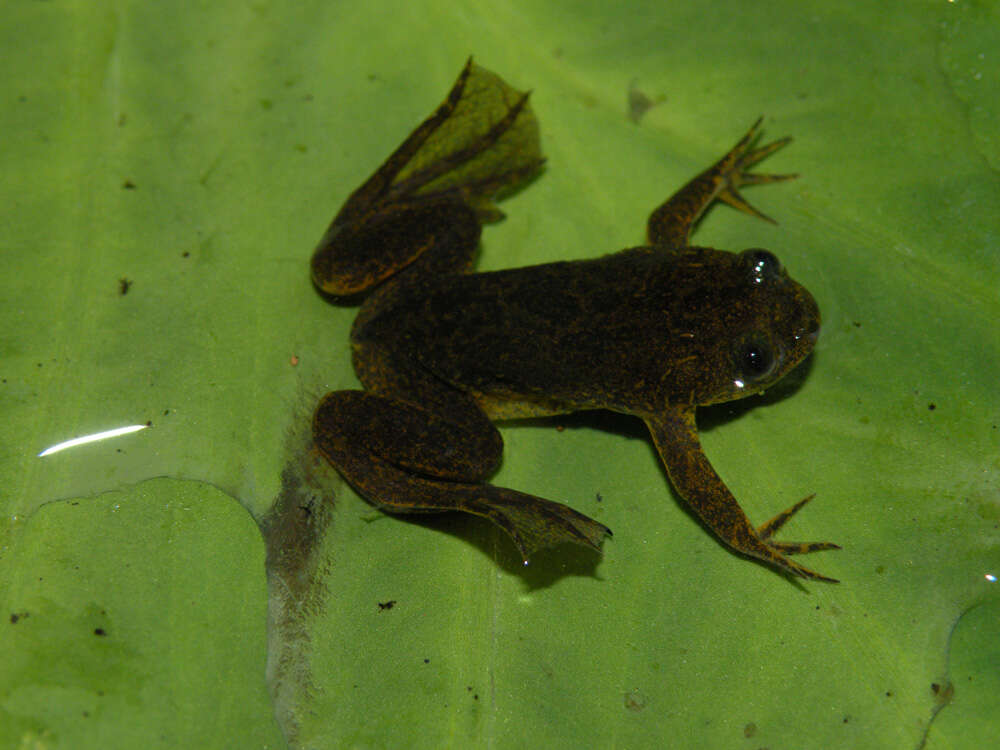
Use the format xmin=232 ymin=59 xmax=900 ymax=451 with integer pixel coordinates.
xmin=311 ymin=60 xmax=838 ymax=582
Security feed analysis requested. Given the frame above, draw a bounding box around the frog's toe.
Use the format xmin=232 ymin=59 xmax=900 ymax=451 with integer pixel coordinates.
xmin=767 ymin=539 xmax=841 ymax=555
xmin=728 ymin=118 xmax=794 ymax=172
xmin=739 ymin=135 xmax=795 ymax=171
xmin=717 ymin=185 xmax=780 ymax=224
xmin=756 ymin=493 xmax=819 ymax=539
xmin=717 ymin=119 xmax=797 ymax=224
xmin=775 ymin=554 xmax=840 ymax=584
xmin=754 ymin=493 xmax=839 ymax=581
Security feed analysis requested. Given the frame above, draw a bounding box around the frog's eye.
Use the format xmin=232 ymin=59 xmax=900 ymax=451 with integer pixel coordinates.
xmin=740 ymin=249 xmax=783 ymax=284
xmin=735 ymin=339 xmax=777 ymax=386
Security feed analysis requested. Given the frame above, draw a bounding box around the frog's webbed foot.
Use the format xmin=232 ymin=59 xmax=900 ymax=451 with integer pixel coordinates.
xmin=335 ymin=58 xmax=545 ymax=225
xmin=754 ymin=494 xmax=840 ymax=582
xmin=715 ymin=117 xmax=798 ymax=225
xmin=312 ymin=60 xmax=545 ymax=296
xmin=468 ymin=485 xmax=612 ymax=563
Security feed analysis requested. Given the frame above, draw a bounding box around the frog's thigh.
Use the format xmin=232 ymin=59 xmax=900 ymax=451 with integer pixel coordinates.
xmin=314 ymin=389 xmax=502 ymax=484
xmin=312 ymin=202 xmax=481 ymax=295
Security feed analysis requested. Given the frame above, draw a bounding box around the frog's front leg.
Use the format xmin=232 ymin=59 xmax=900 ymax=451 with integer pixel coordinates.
xmin=645 ymin=408 xmax=838 ymax=582
xmin=313 ymin=388 xmax=611 ymax=561
xmin=647 ymin=118 xmax=797 ymax=247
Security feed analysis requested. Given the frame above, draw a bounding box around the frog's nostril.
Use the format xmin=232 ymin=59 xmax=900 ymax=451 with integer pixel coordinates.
xmin=796 ymin=319 xmax=820 ymax=346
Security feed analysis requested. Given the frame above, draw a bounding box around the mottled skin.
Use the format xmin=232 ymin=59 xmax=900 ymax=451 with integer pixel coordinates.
xmin=311 ymin=61 xmax=839 ymax=582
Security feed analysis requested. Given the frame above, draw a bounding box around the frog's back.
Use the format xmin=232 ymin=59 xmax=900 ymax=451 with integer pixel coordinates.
xmin=359 ymin=248 xmax=703 ymax=414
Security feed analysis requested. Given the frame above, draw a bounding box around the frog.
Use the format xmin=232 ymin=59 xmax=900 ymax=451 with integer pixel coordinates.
xmin=310 ymin=60 xmax=838 ymax=582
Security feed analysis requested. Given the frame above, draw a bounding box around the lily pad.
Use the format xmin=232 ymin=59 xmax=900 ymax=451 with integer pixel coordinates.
xmin=1 ymin=1 xmax=996 ymax=748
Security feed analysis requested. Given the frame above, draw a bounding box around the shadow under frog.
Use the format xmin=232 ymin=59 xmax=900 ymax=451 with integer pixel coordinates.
xmin=310 ymin=60 xmax=839 ymax=583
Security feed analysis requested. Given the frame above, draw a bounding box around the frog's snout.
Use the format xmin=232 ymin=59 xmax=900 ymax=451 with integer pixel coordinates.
xmin=804 ymin=317 xmax=820 ymax=345
xmin=799 ymin=288 xmax=821 ymax=346
xmin=789 ymin=304 xmax=820 ymax=361
xmin=799 ymin=320 xmax=819 ymax=351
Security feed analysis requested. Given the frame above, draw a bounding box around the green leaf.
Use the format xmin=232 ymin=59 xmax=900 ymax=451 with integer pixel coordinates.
xmin=1 ymin=1 xmax=997 ymax=749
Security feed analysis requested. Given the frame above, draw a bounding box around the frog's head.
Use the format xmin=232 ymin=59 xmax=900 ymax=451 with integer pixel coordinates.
xmin=662 ymin=247 xmax=820 ymax=406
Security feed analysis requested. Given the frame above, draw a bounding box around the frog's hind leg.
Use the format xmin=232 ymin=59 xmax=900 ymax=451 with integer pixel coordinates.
xmin=647 ymin=118 xmax=797 ymax=247
xmin=313 ymin=389 xmax=610 ymax=560
xmin=311 ymin=200 xmax=483 ymax=297
xmin=311 ymin=60 xmax=544 ymax=297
